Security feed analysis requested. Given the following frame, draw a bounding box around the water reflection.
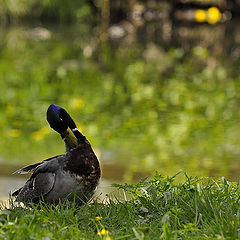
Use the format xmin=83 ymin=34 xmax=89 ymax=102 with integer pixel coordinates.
xmin=0 ymin=176 xmax=25 ymax=202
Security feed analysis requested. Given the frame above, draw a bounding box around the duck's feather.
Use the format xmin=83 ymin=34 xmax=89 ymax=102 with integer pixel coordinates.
xmin=17 ymin=172 xmax=55 ymax=203
xmin=12 ymin=187 xmax=22 ymax=196
xmin=13 ymin=155 xmax=65 ymax=203
xmin=12 ymin=155 xmax=63 ymax=175
xmin=12 ymin=162 xmax=42 ymax=175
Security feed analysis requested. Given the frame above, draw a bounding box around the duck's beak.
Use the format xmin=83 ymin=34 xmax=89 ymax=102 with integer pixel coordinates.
xmin=62 ymin=127 xmax=78 ymax=148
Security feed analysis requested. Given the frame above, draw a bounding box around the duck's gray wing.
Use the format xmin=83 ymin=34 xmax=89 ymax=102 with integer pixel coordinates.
xmin=15 ymin=172 xmax=55 ymax=203
xmin=12 ymin=155 xmax=63 ymax=175
xmin=13 ymin=155 xmax=64 ymax=203
xmin=12 ymin=162 xmax=43 ymax=175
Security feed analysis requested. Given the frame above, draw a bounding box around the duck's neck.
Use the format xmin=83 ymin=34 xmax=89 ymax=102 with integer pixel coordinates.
xmin=71 ymin=128 xmax=86 ymax=142
xmin=61 ymin=127 xmax=78 ymax=152
xmin=62 ymin=127 xmax=88 ymax=152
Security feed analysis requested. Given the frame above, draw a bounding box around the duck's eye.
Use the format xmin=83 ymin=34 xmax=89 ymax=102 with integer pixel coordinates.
xmin=60 ymin=117 xmax=63 ymax=122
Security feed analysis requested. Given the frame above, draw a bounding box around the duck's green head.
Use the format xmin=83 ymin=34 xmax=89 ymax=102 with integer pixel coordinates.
xmin=47 ymin=104 xmax=78 ymax=148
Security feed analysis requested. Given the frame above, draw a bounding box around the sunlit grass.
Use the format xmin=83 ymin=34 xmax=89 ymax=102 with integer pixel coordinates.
xmin=1 ymin=173 xmax=240 ymax=239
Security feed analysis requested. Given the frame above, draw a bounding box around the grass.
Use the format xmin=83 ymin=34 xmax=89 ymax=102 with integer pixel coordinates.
xmin=1 ymin=172 xmax=240 ymax=239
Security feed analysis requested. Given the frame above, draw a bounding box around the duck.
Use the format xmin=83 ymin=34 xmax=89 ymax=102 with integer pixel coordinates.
xmin=12 ymin=104 xmax=101 ymax=205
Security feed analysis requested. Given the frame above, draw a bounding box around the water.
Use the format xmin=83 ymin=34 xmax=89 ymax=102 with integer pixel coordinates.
xmin=0 ymin=177 xmax=25 ymax=202
xmin=1 ymin=18 xmax=240 ymax=200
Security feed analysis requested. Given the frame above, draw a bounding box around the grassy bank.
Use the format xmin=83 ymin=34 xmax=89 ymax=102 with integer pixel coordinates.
xmin=1 ymin=173 xmax=240 ymax=239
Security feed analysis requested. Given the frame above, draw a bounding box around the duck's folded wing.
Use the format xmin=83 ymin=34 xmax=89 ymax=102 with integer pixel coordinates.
xmin=13 ymin=155 xmax=65 ymax=203
xmin=12 ymin=155 xmax=63 ymax=175
xmin=12 ymin=187 xmax=22 ymax=196
xmin=12 ymin=162 xmax=43 ymax=175
xmin=15 ymin=172 xmax=55 ymax=203
xmin=34 ymin=172 xmax=55 ymax=195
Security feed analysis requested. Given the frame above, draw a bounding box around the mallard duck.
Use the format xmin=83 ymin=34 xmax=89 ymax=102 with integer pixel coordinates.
xmin=12 ymin=104 xmax=101 ymax=205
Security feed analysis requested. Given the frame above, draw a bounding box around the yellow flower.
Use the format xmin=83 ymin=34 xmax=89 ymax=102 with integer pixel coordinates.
xmin=98 ymin=229 xmax=109 ymax=236
xmin=32 ymin=126 xmax=50 ymax=141
xmin=95 ymin=216 xmax=102 ymax=221
xmin=32 ymin=132 xmax=44 ymax=141
xmin=195 ymin=9 xmax=206 ymax=22
xmin=9 ymin=129 xmax=21 ymax=137
xmin=106 ymin=237 xmax=113 ymax=240
xmin=207 ymin=7 xmax=221 ymax=24
xmin=70 ymin=98 xmax=84 ymax=110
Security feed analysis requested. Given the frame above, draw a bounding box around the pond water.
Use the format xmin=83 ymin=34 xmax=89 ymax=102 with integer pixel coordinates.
xmin=1 ymin=18 xmax=240 ymax=200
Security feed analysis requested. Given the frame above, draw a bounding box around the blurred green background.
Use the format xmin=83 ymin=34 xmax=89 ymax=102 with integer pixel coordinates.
xmin=1 ymin=0 xmax=240 ymax=184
